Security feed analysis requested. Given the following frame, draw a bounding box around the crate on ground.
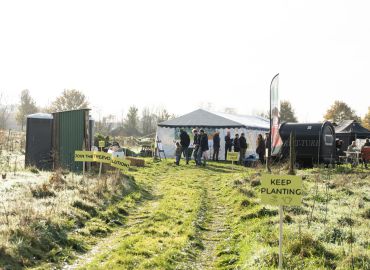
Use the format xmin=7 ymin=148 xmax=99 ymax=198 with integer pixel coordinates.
xmin=126 ymin=157 xmax=145 ymax=167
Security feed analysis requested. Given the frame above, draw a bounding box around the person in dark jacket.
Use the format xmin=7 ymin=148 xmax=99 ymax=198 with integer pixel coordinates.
xmin=213 ymin=131 xmax=220 ymax=161
xmin=192 ymin=129 xmax=200 ymax=165
xmin=197 ymin=129 xmax=209 ymax=166
xmin=224 ymin=131 xmax=233 ymax=160
xmin=256 ymin=134 xmax=266 ymax=164
xmin=265 ymin=132 xmax=271 ymax=157
xmin=180 ymin=129 xmax=190 ymax=164
xmin=239 ymin=133 xmax=247 ymax=165
xmin=233 ymin=134 xmax=240 ymax=152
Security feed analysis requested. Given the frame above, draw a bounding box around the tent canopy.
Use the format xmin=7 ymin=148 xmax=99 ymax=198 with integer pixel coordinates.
xmin=335 ymin=120 xmax=370 ymax=138
xmin=158 ymin=109 xmax=269 ymax=130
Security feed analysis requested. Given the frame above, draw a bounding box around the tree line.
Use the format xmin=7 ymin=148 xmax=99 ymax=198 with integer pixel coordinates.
xmin=1 ymin=89 xmax=369 ymax=134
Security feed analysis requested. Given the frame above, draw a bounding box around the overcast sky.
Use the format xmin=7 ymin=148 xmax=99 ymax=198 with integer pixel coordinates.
xmin=0 ymin=0 xmax=369 ymax=122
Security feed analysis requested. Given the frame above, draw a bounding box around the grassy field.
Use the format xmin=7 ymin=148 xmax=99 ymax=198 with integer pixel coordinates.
xmin=0 ymin=159 xmax=369 ymax=269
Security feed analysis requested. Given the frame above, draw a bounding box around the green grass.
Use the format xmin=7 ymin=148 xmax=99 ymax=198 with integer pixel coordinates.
xmin=1 ymin=159 xmax=369 ymax=269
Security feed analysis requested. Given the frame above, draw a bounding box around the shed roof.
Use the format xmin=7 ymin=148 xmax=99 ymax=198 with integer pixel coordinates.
xmin=158 ymin=109 xmax=269 ymax=130
xmin=27 ymin=113 xmax=53 ymax=119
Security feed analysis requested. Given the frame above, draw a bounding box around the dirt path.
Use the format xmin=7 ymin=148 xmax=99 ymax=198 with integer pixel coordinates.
xmin=194 ymin=175 xmax=230 ymax=270
xmin=63 ymin=178 xmax=163 ymax=270
xmin=62 ymin=163 xmax=236 ymax=270
xmin=63 ymin=201 xmax=159 ymax=270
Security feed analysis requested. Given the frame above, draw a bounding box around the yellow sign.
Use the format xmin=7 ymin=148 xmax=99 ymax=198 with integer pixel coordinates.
xmin=99 ymin=141 xmax=105 ymax=148
xmin=74 ymin=151 xmax=95 ymax=162
xmin=227 ymin=152 xmax=239 ymax=161
xmin=93 ymin=151 xmax=112 ymax=164
xmin=260 ymin=174 xmax=302 ymax=206
xmin=111 ymin=157 xmax=130 ymax=171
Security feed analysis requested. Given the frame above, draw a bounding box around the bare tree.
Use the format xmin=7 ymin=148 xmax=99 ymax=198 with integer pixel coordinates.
xmin=95 ymin=114 xmax=116 ymax=135
xmin=0 ymin=94 xmax=11 ymax=130
xmin=16 ymin=90 xmax=38 ymax=130
xmin=224 ymin=107 xmax=237 ymax=114
xmin=141 ymin=107 xmax=156 ymax=136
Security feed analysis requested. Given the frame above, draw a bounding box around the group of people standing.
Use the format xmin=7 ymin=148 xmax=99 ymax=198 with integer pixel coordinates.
xmin=175 ymin=129 xmax=209 ymax=166
xmin=224 ymin=131 xmax=248 ymax=164
xmin=224 ymin=132 xmax=266 ymax=165
xmin=175 ymin=128 xmax=268 ymax=166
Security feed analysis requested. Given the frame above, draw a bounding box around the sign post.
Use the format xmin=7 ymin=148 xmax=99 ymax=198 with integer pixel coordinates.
xmin=227 ymin=152 xmax=239 ymax=170
xmin=260 ymin=174 xmax=302 ymax=269
xmin=75 ymin=151 xmax=95 ymax=180
xmin=98 ymin=141 xmax=105 ymax=178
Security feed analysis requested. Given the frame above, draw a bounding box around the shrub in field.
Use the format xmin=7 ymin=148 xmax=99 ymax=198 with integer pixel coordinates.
xmin=28 ymin=166 xmax=39 ymax=174
xmin=72 ymin=200 xmax=98 ymax=217
xmin=30 ymin=184 xmax=56 ymax=198
xmin=49 ymin=170 xmax=66 ymax=189
xmin=250 ymin=179 xmax=261 ymax=187
xmin=287 ymin=233 xmax=336 ymax=260
xmin=319 ymin=227 xmax=347 ymax=244
xmin=240 ymin=207 xmax=278 ymax=220
xmin=247 ymin=248 xmax=279 ymax=268
xmin=362 ymin=208 xmax=370 ymax=219
xmin=238 ymin=187 xmax=255 ymax=198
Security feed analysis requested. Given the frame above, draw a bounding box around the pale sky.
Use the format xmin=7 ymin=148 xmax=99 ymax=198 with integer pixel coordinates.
xmin=0 ymin=0 xmax=369 ymax=122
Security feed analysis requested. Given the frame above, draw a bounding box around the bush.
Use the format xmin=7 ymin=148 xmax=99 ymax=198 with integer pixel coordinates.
xmin=30 ymin=184 xmax=56 ymax=198
xmin=288 ymin=233 xmax=335 ymax=260
xmin=362 ymin=208 xmax=370 ymax=219
xmin=72 ymin=200 xmax=98 ymax=217
xmin=250 ymin=179 xmax=261 ymax=187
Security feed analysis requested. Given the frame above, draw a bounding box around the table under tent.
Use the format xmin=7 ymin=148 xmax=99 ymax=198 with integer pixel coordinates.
xmin=335 ymin=120 xmax=370 ymax=150
xmin=155 ymin=109 xmax=269 ymax=160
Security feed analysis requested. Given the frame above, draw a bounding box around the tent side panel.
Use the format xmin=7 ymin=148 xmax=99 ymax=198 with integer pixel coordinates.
xmin=156 ymin=127 xmax=176 ymax=158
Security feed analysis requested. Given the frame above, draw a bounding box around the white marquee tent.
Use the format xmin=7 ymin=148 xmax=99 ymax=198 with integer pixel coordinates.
xmin=156 ymin=109 xmax=269 ymax=160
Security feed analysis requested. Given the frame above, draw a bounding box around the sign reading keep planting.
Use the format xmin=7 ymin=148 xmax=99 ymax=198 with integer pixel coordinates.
xmin=260 ymin=174 xmax=302 ymax=206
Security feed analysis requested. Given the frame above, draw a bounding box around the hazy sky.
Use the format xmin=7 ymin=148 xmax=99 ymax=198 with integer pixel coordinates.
xmin=0 ymin=0 xmax=369 ymax=122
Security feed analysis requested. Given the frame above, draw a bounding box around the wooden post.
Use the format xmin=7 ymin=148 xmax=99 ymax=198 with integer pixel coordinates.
xmin=279 ymin=205 xmax=283 ymax=269
xmin=98 ymin=146 xmax=103 ymax=178
xmin=288 ymin=131 xmax=296 ymax=175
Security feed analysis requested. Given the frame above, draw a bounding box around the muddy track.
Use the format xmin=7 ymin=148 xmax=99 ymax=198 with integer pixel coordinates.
xmin=63 ymin=180 xmax=163 ymax=270
xmin=194 ymin=175 xmax=230 ymax=270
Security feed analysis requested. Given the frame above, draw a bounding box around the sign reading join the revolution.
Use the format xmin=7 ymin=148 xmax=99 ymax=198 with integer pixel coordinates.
xmin=227 ymin=152 xmax=239 ymax=161
xmin=74 ymin=151 xmax=95 ymax=162
xmin=93 ymin=151 xmax=112 ymax=164
xmin=260 ymin=174 xmax=302 ymax=206
xmin=111 ymin=157 xmax=130 ymax=171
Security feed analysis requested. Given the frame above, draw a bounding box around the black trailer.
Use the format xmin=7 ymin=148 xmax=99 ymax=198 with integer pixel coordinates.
xmin=279 ymin=121 xmax=336 ymax=167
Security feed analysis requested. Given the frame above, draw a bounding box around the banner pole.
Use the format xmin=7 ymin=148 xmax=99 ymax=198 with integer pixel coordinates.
xmin=279 ymin=205 xmax=283 ymax=269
